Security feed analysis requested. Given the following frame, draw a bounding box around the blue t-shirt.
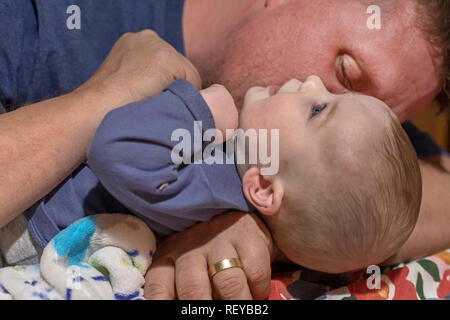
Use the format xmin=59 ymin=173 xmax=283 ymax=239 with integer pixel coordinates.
xmin=0 ymin=0 xmax=447 ymax=248
xmin=0 ymin=0 xmax=184 ymax=112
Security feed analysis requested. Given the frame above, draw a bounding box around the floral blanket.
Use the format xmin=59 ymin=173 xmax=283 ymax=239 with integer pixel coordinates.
xmin=269 ymin=249 xmax=450 ymax=300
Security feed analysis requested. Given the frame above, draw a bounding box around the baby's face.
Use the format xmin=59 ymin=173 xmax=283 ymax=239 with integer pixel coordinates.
xmin=239 ymin=75 xmax=393 ymax=179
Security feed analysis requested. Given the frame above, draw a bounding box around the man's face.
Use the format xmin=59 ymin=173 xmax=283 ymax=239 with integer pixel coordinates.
xmin=200 ymin=0 xmax=443 ymax=122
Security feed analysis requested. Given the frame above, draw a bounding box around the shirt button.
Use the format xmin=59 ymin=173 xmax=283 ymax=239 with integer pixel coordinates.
xmin=157 ymin=182 xmax=169 ymax=191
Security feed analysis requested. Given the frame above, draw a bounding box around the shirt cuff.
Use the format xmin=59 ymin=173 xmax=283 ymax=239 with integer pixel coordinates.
xmin=164 ymin=79 xmax=216 ymax=132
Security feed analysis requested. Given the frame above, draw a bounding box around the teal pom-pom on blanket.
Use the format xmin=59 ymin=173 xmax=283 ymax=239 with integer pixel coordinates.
xmin=52 ymin=215 xmax=97 ymax=268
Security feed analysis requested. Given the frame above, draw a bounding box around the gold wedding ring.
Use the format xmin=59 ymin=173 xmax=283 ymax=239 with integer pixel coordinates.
xmin=208 ymin=258 xmax=243 ymax=278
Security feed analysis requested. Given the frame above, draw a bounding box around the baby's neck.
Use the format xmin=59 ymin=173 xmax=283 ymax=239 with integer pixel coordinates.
xmin=236 ymin=162 xmax=250 ymax=181
xmin=231 ymin=132 xmax=251 ymax=180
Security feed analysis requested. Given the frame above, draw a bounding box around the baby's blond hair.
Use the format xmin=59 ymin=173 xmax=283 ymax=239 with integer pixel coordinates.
xmin=265 ymin=111 xmax=422 ymax=273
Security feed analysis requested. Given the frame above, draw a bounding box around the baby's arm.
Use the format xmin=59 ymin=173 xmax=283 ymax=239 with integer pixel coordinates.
xmin=87 ymin=80 xmax=246 ymax=226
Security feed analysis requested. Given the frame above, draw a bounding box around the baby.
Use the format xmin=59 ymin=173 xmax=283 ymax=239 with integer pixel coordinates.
xmin=86 ymin=75 xmax=421 ymax=273
xmin=236 ymin=76 xmax=421 ymax=272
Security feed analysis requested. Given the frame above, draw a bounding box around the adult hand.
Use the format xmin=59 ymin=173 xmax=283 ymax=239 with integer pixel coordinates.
xmin=0 ymin=29 xmax=201 ymax=228
xmin=144 ymin=212 xmax=274 ymax=300
xmin=76 ymin=29 xmax=202 ymax=106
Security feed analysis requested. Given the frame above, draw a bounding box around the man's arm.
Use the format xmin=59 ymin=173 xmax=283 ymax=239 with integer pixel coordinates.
xmin=386 ymin=154 xmax=450 ymax=264
xmin=0 ymin=88 xmax=123 ymax=228
xmin=0 ymin=30 xmax=201 ymax=229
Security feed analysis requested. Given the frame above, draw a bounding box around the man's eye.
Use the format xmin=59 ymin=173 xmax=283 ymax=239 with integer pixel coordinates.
xmin=340 ymin=63 xmax=353 ymax=90
xmin=335 ymin=54 xmax=358 ymax=91
xmin=311 ymin=104 xmax=327 ymax=118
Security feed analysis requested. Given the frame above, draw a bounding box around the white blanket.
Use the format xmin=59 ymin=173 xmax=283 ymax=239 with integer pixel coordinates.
xmin=0 ymin=214 xmax=156 ymax=300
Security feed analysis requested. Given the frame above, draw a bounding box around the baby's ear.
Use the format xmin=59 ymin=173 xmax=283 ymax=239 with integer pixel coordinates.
xmin=242 ymin=167 xmax=283 ymax=216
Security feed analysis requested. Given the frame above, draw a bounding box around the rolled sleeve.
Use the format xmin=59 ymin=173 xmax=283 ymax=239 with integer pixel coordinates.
xmin=87 ymin=80 xmax=250 ymax=235
xmin=87 ymin=79 xmax=217 ymax=209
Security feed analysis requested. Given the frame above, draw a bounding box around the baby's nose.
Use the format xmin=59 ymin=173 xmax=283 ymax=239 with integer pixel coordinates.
xmin=277 ymin=79 xmax=302 ymax=93
xmin=299 ymin=75 xmax=326 ymax=92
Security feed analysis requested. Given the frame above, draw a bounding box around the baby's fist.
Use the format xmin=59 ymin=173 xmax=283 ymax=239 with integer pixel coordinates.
xmin=200 ymin=84 xmax=238 ymax=143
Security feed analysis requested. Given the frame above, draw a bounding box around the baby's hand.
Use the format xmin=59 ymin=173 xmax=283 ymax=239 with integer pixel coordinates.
xmin=200 ymin=84 xmax=238 ymax=143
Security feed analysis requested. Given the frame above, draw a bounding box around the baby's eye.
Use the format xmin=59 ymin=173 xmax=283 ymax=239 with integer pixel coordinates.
xmin=311 ymin=104 xmax=327 ymax=118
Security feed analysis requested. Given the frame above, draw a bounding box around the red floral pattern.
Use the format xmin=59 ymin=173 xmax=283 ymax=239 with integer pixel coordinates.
xmin=269 ymin=249 xmax=450 ymax=300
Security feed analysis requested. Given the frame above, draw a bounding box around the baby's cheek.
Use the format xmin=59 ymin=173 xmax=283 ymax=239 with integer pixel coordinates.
xmin=241 ymin=96 xmax=299 ymax=134
xmin=240 ymin=101 xmax=273 ymax=130
xmin=277 ymin=131 xmax=300 ymax=166
xmin=262 ymin=97 xmax=296 ymax=125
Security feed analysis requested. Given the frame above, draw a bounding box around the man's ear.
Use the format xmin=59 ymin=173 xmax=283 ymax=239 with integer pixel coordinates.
xmin=242 ymin=166 xmax=284 ymax=216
